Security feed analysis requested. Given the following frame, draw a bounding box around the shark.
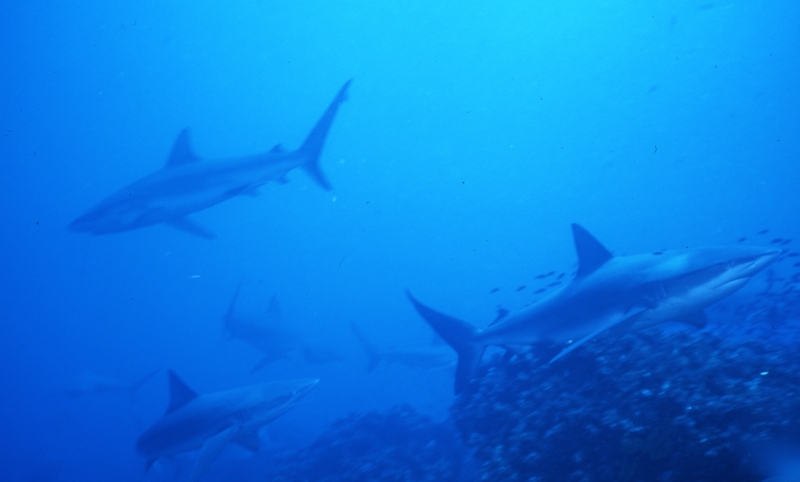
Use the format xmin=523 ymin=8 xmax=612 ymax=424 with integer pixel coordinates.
xmin=407 ymin=224 xmax=781 ymax=393
xmin=69 ymin=80 xmax=351 ymax=239
xmin=137 ymin=370 xmax=318 ymax=482
xmin=350 ymin=323 xmax=454 ymax=372
xmin=58 ymin=368 xmax=159 ymax=401
xmin=225 ymin=284 xmax=342 ymax=372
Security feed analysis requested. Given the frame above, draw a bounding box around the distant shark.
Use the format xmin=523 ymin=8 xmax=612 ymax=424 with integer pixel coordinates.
xmin=225 ymin=284 xmax=342 ymax=372
xmin=350 ymin=323 xmax=453 ymax=372
xmin=58 ymin=369 xmax=159 ymax=401
xmin=137 ymin=370 xmax=317 ymax=481
xmin=69 ymin=80 xmax=351 ymax=239
xmin=407 ymin=224 xmax=781 ymax=393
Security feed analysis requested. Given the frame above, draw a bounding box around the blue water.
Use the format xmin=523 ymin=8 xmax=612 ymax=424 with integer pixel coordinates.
xmin=1 ymin=1 xmax=798 ymax=480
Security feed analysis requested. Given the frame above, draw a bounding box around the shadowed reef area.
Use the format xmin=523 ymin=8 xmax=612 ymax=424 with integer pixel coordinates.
xmin=450 ymin=311 xmax=800 ymax=482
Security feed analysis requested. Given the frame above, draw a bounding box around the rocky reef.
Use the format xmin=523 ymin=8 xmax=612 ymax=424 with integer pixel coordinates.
xmin=450 ymin=316 xmax=800 ymax=482
xmin=270 ymin=405 xmax=478 ymax=482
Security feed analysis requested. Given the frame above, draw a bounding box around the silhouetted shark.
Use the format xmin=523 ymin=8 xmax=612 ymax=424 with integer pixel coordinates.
xmin=70 ymin=80 xmax=351 ymax=239
xmin=225 ymin=284 xmax=342 ymax=372
xmin=137 ymin=370 xmax=317 ymax=481
xmin=58 ymin=369 xmax=159 ymax=401
xmin=408 ymin=224 xmax=781 ymax=393
xmin=350 ymin=323 xmax=453 ymax=371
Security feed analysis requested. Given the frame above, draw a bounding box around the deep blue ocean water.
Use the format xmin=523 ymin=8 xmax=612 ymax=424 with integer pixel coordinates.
xmin=1 ymin=1 xmax=798 ymax=481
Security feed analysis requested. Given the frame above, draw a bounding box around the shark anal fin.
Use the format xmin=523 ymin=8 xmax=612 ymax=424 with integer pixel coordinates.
xmin=675 ymin=310 xmax=708 ymax=328
xmin=166 ymin=370 xmax=199 ymax=414
xmin=165 ymin=129 xmax=200 ymax=168
xmin=232 ymin=430 xmax=260 ymax=452
xmin=572 ymin=224 xmax=613 ymax=278
xmin=188 ymin=426 xmax=239 ymax=482
xmin=166 ymin=217 xmax=216 ymax=240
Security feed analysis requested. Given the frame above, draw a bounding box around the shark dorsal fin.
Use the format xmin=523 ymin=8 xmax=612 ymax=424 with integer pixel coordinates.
xmin=269 ymin=144 xmax=285 ymax=153
xmin=166 ymin=370 xmax=199 ymax=414
xmin=572 ymin=224 xmax=613 ymax=278
xmin=165 ymin=129 xmax=200 ymax=168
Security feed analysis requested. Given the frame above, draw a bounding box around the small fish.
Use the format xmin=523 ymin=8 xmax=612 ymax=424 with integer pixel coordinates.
xmin=757 ymin=229 xmax=769 ymax=235
xmin=782 ymin=239 xmax=792 ymax=245
xmin=653 ymin=251 xmax=663 ymax=255
xmin=737 ymin=237 xmax=747 ymax=243
xmin=516 ymin=285 xmax=526 ymax=292
xmin=771 ymin=238 xmax=784 ymax=244
xmin=787 ymin=252 xmax=798 ymax=258
xmin=535 ymin=274 xmax=547 ymax=280
xmin=794 ymin=262 xmax=800 ymax=267
xmin=534 ymin=288 xmax=546 ymax=294
xmin=547 ymin=281 xmax=562 ymax=287
xmin=546 ymin=271 xmax=555 ymax=277
xmin=490 ymin=288 xmax=499 ymax=293
xmin=557 ymin=273 xmax=565 ymax=280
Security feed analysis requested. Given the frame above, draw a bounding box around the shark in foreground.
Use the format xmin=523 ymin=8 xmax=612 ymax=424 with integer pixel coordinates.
xmin=407 ymin=224 xmax=781 ymax=393
xmin=69 ymin=80 xmax=351 ymax=239
xmin=224 ymin=284 xmax=343 ymax=372
xmin=137 ymin=370 xmax=317 ymax=481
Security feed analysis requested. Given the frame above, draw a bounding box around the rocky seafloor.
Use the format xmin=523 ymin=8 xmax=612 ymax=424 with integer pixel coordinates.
xmin=451 ymin=314 xmax=800 ymax=482
xmin=268 ymin=405 xmax=479 ymax=482
xmin=264 ymin=288 xmax=800 ymax=482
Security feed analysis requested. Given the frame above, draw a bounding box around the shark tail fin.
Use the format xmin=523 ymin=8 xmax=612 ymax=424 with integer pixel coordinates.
xmin=296 ymin=79 xmax=352 ymax=191
xmin=405 ymin=291 xmax=484 ymax=394
xmin=350 ymin=323 xmax=382 ymax=371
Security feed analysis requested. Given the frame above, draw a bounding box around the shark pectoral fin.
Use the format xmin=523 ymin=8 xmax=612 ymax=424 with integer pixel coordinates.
xmin=232 ymin=430 xmax=260 ymax=452
xmin=675 ymin=310 xmax=708 ymax=329
xmin=188 ymin=426 xmax=239 ymax=482
xmin=226 ymin=184 xmax=260 ymax=197
xmin=166 ymin=217 xmax=216 ymax=240
xmin=550 ymin=309 xmax=646 ymax=364
xmin=276 ymin=175 xmax=290 ymax=185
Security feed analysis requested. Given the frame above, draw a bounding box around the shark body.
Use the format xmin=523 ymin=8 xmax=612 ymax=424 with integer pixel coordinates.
xmin=69 ymin=80 xmax=351 ymax=239
xmin=137 ymin=370 xmax=317 ymax=481
xmin=408 ymin=224 xmax=781 ymax=393
xmin=225 ymin=285 xmax=342 ymax=372
xmin=58 ymin=369 xmax=159 ymax=401
xmin=350 ymin=323 xmax=453 ymax=372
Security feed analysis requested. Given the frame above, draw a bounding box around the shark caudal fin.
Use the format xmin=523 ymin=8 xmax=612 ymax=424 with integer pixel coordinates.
xmin=350 ymin=323 xmax=382 ymax=371
xmin=296 ymin=79 xmax=352 ymax=191
xmin=405 ymin=291 xmax=484 ymax=394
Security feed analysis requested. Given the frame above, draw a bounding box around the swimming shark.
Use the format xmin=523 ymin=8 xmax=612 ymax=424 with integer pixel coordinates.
xmin=137 ymin=370 xmax=317 ymax=481
xmin=69 ymin=80 xmax=351 ymax=239
xmin=225 ymin=284 xmax=342 ymax=372
xmin=407 ymin=224 xmax=781 ymax=393
xmin=350 ymin=323 xmax=453 ymax=372
xmin=58 ymin=368 xmax=159 ymax=401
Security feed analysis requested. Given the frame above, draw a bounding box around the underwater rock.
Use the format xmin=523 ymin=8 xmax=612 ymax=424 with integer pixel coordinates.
xmin=271 ymin=405 xmax=478 ymax=482
xmin=451 ymin=320 xmax=800 ymax=482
